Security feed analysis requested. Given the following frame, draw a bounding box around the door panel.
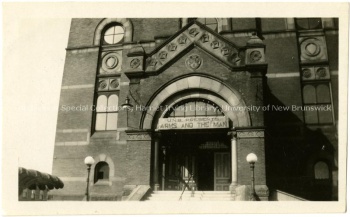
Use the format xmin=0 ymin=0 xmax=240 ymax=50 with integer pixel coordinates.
xmin=165 ymin=154 xmax=197 ymax=190
xmin=214 ymin=152 xmax=231 ymax=191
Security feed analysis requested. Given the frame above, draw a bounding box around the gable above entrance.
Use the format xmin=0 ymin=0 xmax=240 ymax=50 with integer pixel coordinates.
xmin=124 ymin=21 xmax=267 ymax=78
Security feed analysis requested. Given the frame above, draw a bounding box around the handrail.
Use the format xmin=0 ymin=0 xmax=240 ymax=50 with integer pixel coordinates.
xmin=179 ymin=173 xmax=193 ymax=201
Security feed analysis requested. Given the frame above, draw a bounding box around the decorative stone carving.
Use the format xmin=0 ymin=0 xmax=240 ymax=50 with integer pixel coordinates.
xmin=148 ymin=58 xmax=158 ymax=67
xmin=250 ymin=50 xmax=262 ymax=62
xmin=100 ymin=52 xmax=122 ymax=74
xmin=109 ymin=79 xmax=120 ymax=90
xmin=130 ymin=58 xmax=141 ymax=69
xmin=299 ymin=36 xmax=328 ymax=62
xmin=301 ymin=66 xmax=329 ymax=81
xmin=316 ymin=67 xmax=326 ymax=77
xmin=211 ymin=41 xmax=220 ymax=49
xmin=315 ymin=66 xmax=330 ymax=80
xmin=98 ymin=79 xmax=108 ymax=91
xmin=189 ymin=28 xmax=199 ymax=37
xmin=168 ymin=43 xmax=177 ymax=52
xmin=127 ymin=133 xmax=151 ymax=141
xmin=302 ymin=68 xmax=312 ymax=78
xmin=237 ymin=130 xmax=264 ymax=138
xmin=185 ymin=54 xmax=202 ymax=70
xmin=177 ymin=35 xmax=188 ymax=45
xmin=221 ymin=47 xmax=230 ymax=56
xmin=158 ymin=51 xmax=168 ymax=60
xmin=201 ymin=33 xmax=210 ymax=43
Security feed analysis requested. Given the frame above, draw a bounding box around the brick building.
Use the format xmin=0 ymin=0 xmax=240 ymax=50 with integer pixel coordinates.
xmin=51 ymin=18 xmax=338 ymax=201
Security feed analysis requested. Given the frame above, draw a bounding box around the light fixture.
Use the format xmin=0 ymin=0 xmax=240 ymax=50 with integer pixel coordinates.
xmin=121 ymin=96 xmax=133 ymax=110
xmin=246 ymin=153 xmax=258 ymax=201
xmin=84 ymin=156 xmax=95 ymax=201
xmin=121 ymin=96 xmax=134 ymax=128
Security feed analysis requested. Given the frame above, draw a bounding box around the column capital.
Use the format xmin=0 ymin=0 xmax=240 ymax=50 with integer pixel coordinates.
xmin=227 ymin=131 xmax=237 ymax=139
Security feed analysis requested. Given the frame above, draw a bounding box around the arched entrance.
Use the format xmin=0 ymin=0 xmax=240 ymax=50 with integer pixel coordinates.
xmin=159 ymin=99 xmax=231 ymax=191
xmin=142 ymin=75 xmax=251 ymax=192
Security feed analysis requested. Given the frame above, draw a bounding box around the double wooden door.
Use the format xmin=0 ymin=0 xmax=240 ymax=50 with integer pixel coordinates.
xmin=164 ymin=152 xmax=230 ymax=191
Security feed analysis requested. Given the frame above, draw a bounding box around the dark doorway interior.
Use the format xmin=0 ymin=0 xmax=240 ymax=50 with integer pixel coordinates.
xmin=197 ymin=150 xmax=214 ymax=190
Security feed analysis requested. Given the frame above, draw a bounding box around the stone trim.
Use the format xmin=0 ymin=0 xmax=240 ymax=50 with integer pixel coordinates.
xmin=127 ymin=133 xmax=152 ymax=141
xmin=266 ymin=72 xmax=299 ymax=78
xmin=237 ymin=130 xmax=265 ymax=138
xmin=61 ymin=84 xmax=94 ymax=90
xmin=67 ymin=47 xmax=99 ymax=54
xmin=142 ymin=74 xmax=251 ymax=129
xmin=55 ymin=129 xmax=90 ymax=146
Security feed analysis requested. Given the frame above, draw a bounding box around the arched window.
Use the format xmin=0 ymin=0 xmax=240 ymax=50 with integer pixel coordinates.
xmin=102 ymin=23 xmax=125 ymax=45
xmin=95 ymin=94 xmax=119 ymax=131
xmin=166 ymin=99 xmax=224 ymax=118
xmin=295 ymin=18 xmax=322 ymax=30
xmin=94 ymin=162 xmax=110 ymax=183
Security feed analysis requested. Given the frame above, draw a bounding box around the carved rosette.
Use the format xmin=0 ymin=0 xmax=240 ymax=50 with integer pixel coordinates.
xmin=130 ymin=58 xmax=141 ymax=69
xmin=237 ymin=130 xmax=264 ymax=138
xmin=98 ymin=77 xmax=120 ymax=91
xmin=245 ymin=48 xmax=265 ymax=65
xmin=299 ymin=36 xmax=328 ymax=62
xmin=250 ymin=50 xmax=262 ymax=62
xmin=188 ymin=28 xmax=200 ymax=37
xmin=168 ymin=43 xmax=177 ymax=52
xmin=185 ymin=54 xmax=202 ymax=70
xmin=177 ymin=35 xmax=188 ymax=45
xmin=301 ymin=66 xmax=330 ymax=81
xmin=158 ymin=51 xmax=168 ymax=60
xmin=100 ymin=52 xmax=122 ymax=74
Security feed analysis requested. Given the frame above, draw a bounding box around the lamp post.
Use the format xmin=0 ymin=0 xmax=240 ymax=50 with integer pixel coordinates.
xmin=121 ymin=96 xmax=134 ymax=128
xmin=246 ymin=153 xmax=258 ymax=201
xmin=84 ymin=156 xmax=95 ymax=201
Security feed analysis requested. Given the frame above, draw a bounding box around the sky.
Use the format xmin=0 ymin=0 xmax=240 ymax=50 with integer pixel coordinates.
xmin=4 ymin=16 xmax=71 ymax=173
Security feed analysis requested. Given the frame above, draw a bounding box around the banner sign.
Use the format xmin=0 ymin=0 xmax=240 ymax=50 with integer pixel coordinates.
xmin=157 ymin=116 xmax=228 ymax=130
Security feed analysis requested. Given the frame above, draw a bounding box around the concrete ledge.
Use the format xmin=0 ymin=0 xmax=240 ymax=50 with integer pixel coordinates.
xmin=122 ymin=185 xmax=151 ymax=201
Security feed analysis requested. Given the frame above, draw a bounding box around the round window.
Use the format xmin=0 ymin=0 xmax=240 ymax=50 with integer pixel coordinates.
xmin=103 ymin=25 xmax=125 ymax=44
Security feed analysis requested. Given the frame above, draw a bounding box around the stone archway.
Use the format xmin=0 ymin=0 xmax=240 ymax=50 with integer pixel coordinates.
xmin=141 ymin=74 xmax=251 ymax=129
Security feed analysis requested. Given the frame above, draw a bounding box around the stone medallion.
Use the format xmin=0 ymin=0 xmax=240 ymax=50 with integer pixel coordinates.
xmin=185 ymin=55 xmax=202 ymax=70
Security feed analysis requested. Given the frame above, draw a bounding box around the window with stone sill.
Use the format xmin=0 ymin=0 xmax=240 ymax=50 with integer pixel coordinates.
xmin=102 ymin=24 xmax=125 ymax=45
xmin=94 ymin=161 xmax=110 ymax=184
xmin=302 ymin=83 xmax=333 ymax=124
xmin=295 ymin=18 xmax=322 ymax=30
xmin=95 ymin=93 xmax=119 ymax=131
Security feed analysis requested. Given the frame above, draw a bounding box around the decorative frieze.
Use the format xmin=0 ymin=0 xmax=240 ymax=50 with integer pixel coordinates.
xmin=301 ymin=66 xmax=330 ymax=81
xmin=237 ymin=130 xmax=264 ymax=138
xmin=98 ymin=77 xmax=120 ymax=91
xmin=143 ymin=23 xmax=241 ymax=74
xmin=127 ymin=133 xmax=152 ymax=141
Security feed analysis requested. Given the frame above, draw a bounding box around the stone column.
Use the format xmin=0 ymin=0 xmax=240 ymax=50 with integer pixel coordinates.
xmin=229 ymin=131 xmax=238 ymax=191
xmin=153 ymin=133 xmax=161 ymax=191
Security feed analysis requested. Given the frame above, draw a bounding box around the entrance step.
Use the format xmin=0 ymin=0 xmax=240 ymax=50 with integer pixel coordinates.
xmin=144 ymin=191 xmax=232 ymax=201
